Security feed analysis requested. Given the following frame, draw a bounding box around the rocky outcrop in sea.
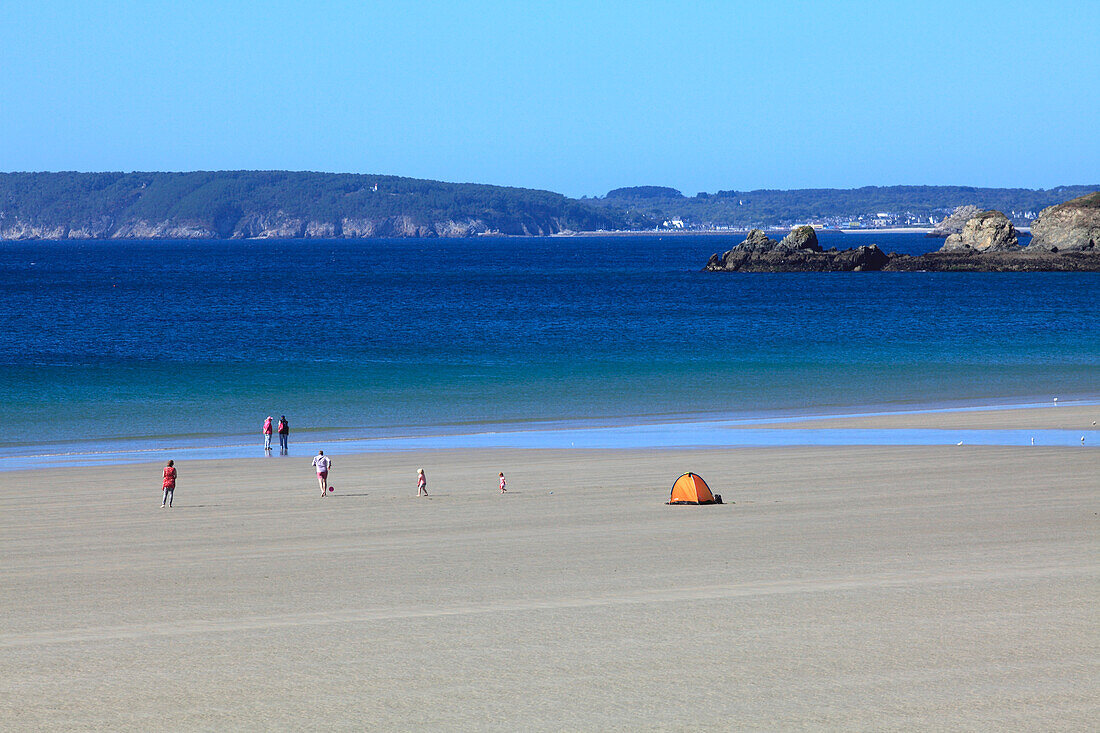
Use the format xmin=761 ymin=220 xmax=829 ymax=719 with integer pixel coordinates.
xmin=927 ymin=205 xmax=982 ymax=238
xmin=707 ymin=201 xmax=1100 ymax=273
xmin=940 ymin=210 xmax=1018 ymax=252
xmin=705 ymin=227 xmax=889 ymax=272
xmin=882 ymin=249 xmax=1100 ymax=271
xmin=1026 ymin=192 xmax=1100 ymax=252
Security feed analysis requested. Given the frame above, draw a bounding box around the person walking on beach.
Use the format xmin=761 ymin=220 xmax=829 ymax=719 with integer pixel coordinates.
xmin=263 ymin=416 xmax=273 ymax=451
xmin=161 ymin=460 xmax=177 ymax=508
xmin=312 ymin=450 xmax=331 ymax=497
xmin=499 ymin=471 xmax=507 ymax=494
xmin=277 ymin=415 xmax=289 ymax=453
xmin=417 ymin=468 xmax=428 ymax=497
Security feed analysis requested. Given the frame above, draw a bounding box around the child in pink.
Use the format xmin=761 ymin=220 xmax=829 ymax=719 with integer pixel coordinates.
xmin=499 ymin=472 xmax=507 ymax=493
xmin=417 ymin=468 xmax=428 ymax=497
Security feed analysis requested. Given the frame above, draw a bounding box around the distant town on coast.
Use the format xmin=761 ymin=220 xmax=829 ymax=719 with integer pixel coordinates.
xmin=0 ymin=171 xmax=1096 ymax=240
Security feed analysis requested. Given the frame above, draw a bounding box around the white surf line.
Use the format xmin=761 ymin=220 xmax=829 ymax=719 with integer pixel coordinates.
xmin=1 ymin=564 xmax=1091 ymax=648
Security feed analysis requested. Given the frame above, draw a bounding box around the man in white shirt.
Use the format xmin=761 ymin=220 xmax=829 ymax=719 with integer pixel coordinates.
xmin=312 ymin=450 xmax=332 ymax=497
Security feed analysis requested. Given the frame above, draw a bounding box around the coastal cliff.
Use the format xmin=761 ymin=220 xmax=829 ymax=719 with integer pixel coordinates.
xmin=0 ymin=171 xmax=624 ymax=240
xmin=1026 ymin=192 xmax=1100 ymax=252
xmin=0 ymin=215 xmax=509 ymax=240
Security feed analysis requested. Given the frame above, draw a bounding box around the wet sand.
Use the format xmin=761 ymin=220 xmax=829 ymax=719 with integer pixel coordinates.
xmin=756 ymin=404 xmax=1098 ymax=431
xmin=1 ymin=409 xmax=1097 ymax=729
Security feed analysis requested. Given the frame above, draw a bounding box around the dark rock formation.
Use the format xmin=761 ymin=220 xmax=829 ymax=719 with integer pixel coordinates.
xmin=707 ymin=222 xmax=1100 ymax=273
xmin=1026 ymin=191 xmax=1100 ymax=252
xmin=883 ymin=250 xmax=1100 ymax=272
xmin=705 ymin=228 xmax=887 ymax=272
xmin=724 ymin=229 xmax=778 ymax=253
xmin=940 ymin=210 xmax=1018 ymax=252
xmin=928 ymin=205 xmax=982 ymax=237
xmin=831 ymin=245 xmax=891 ymax=271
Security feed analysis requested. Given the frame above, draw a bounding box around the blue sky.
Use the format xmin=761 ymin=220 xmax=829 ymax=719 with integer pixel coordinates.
xmin=2 ymin=1 xmax=1097 ymax=197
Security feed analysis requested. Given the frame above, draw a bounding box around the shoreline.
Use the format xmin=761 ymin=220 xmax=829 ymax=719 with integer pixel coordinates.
xmin=559 ymin=227 xmax=936 ymax=236
xmin=3 ymin=399 xmax=1096 ymax=472
xmin=2 ymin=226 xmax=1036 ymax=241
xmin=557 ymin=227 xmax=1031 ymax=236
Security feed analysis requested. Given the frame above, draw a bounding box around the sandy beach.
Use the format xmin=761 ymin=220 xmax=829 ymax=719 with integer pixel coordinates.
xmin=1 ymin=407 xmax=1097 ymax=730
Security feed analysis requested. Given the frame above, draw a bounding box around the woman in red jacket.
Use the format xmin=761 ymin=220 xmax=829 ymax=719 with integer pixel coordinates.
xmin=161 ymin=460 xmax=177 ymax=508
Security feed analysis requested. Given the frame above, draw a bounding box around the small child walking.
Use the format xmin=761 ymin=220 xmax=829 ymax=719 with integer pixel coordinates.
xmin=417 ymin=468 xmax=429 ymax=497
xmin=499 ymin=471 xmax=507 ymax=493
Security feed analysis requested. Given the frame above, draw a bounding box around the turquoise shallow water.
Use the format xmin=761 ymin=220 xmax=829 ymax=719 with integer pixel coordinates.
xmin=1 ymin=402 xmax=1096 ymax=471
xmin=1 ymin=233 xmax=1097 ymax=465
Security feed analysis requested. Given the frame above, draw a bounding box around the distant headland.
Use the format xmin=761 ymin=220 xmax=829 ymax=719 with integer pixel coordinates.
xmin=1 ymin=172 xmax=1097 ymax=240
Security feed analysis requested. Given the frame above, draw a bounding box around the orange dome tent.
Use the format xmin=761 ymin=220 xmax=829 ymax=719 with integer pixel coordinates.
xmin=667 ymin=472 xmax=722 ymax=505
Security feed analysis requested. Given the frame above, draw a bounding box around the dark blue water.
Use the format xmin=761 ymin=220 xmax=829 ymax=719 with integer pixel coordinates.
xmin=1 ymin=232 xmax=1095 ymax=452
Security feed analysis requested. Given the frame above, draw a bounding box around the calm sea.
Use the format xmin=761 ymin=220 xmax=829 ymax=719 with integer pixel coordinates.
xmin=1 ymin=231 xmax=1097 ymax=463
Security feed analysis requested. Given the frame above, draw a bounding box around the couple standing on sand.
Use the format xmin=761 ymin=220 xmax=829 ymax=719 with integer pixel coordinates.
xmin=263 ymin=415 xmax=290 ymax=453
